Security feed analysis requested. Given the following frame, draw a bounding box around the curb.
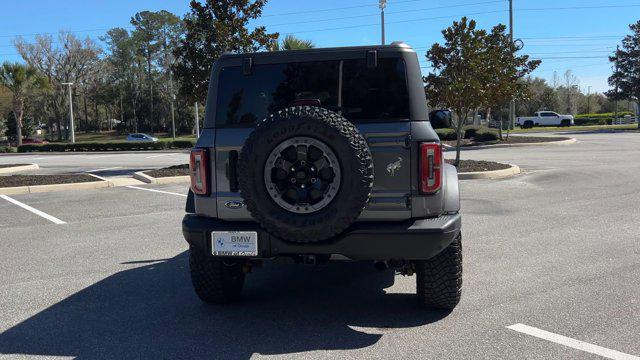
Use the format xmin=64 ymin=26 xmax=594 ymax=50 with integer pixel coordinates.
xmin=458 ymin=164 xmax=521 ymax=180
xmin=444 ymin=138 xmax=576 ymax=151
xmin=0 ymin=180 xmax=111 ymax=195
xmin=0 ymin=164 xmax=39 ymax=174
xmin=133 ymin=171 xmax=190 ymax=185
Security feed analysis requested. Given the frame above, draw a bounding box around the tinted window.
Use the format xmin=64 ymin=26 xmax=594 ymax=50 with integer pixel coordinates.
xmin=215 ymin=58 xmax=409 ymax=127
xmin=541 ymin=112 xmax=556 ymax=117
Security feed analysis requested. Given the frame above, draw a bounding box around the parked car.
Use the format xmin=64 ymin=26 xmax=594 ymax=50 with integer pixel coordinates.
xmin=126 ymin=133 xmax=158 ymax=142
xmin=182 ymin=43 xmax=463 ymax=309
xmin=516 ymin=111 xmax=574 ymax=129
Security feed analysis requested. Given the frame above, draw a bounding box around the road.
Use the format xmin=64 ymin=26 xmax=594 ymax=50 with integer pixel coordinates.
xmin=0 ymin=132 xmax=639 ymax=359
xmin=0 ymin=151 xmax=188 ymax=177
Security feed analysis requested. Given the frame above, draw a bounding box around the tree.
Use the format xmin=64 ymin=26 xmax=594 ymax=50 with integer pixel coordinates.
xmin=173 ymin=0 xmax=278 ymax=103
xmin=272 ymin=35 xmax=315 ymax=50
xmin=607 ymin=20 xmax=640 ymax=127
xmin=424 ymin=17 xmax=538 ymax=164
xmin=518 ymin=77 xmax=559 ymax=116
xmin=482 ymin=24 xmax=540 ymax=139
xmin=558 ymin=70 xmax=580 ymax=115
xmin=130 ymin=10 xmax=184 ymax=132
xmin=424 ymin=18 xmax=486 ymax=165
xmin=0 ymin=63 xmax=47 ymax=146
xmin=15 ymin=32 xmax=101 ymax=140
xmin=4 ymin=111 xmax=38 ymax=141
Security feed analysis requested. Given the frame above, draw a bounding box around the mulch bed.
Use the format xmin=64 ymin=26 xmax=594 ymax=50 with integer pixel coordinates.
xmin=0 ymin=164 xmax=29 ymax=169
xmin=0 ymin=174 xmax=99 ymax=188
xmin=145 ymin=164 xmax=189 ymax=178
xmin=446 ymin=159 xmax=511 ymax=173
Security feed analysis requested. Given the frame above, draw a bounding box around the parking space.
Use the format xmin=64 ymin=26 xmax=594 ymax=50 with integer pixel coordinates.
xmin=1 ymin=132 xmax=639 ymax=359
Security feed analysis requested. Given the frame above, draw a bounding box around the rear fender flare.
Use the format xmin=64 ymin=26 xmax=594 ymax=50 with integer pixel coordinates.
xmin=443 ymin=163 xmax=460 ymax=213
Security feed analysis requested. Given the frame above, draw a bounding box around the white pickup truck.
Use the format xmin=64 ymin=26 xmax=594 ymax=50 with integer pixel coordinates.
xmin=516 ymin=111 xmax=574 ymax=129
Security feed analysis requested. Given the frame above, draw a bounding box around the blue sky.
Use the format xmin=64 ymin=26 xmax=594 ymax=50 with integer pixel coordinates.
xmin=1 ymin=0 xmax=638 ymax=93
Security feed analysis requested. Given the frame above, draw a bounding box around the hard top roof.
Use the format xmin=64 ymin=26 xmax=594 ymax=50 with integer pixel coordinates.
xmin=218 ymin=42 xmax=415 ymax=60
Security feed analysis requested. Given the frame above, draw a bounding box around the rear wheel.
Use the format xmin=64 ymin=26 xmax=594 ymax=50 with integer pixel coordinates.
xmin=189 ymin=246 xmax=245 ymax=304
xmin=523 ymin=121 xmax=534 ymax=129
xmin=560 ymin=119 xmax=571 ymax=127
xmin=415 ymin=234 xmax=462 ymax=309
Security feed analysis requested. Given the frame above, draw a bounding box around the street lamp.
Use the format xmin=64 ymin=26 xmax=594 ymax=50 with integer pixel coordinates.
xmin=61 ymin=82 xmax=75 ymax=143
xmin=379 ymin=0 xmax=387 ymax=45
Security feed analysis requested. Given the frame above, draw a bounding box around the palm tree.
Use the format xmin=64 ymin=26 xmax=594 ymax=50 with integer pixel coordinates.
xmin=0 ymin=62 xmax=46 ymax=146
xmin=272 ymin=35 xmax=315 ymax=51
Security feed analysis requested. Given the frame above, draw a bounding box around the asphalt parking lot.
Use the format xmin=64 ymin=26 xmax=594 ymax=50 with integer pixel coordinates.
xmin=1 ymin=132 xmax=639 ymax=359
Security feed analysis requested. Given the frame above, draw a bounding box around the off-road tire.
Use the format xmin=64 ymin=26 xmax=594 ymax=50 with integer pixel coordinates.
xmin=189 ymin=246 xmax=245 ymax=304
xmin=415 ymin=234 xmax=462 ymax=309
xmin=560 ymin=119 xmax=571 ymax=127
xmin=238 ymin=106 xmax=374 ymax=243
xmin=523 ymin=121 xmax=534 ymax=129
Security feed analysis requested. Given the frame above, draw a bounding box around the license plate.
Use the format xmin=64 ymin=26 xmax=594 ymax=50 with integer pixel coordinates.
xmin=211 ymin=231 xmax=258 ymax=257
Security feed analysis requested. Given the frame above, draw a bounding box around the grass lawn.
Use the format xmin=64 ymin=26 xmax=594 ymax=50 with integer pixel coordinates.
xmin=73 ymin=131 xmax=196 ymax=143
xmin=510 ymin=124 xmax=637 ymax=133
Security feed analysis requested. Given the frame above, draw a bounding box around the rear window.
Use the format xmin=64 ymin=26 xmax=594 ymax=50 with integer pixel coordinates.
xmin=215 ymin=58 xmax=409 ymax=127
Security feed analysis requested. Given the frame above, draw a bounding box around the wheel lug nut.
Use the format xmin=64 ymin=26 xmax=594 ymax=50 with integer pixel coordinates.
xmin=291 ymin=178 xmax=296 ymax=183
xmin=300 ymin=160 xmax=306 ymax=165
xmin=301 ymin=184 xmax=306 ymax=189
xmin=310 ymin=178 xmax=317 ymax=183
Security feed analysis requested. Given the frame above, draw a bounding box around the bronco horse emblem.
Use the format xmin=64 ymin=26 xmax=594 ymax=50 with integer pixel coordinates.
xmin=386 ymin=157 xmax=403 ymax=176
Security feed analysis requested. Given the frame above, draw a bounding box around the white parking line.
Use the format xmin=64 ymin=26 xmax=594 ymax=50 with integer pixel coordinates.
xmin=86 ymin=173 xmax=109 ymax=181
xmin=507 ymin=324 xmax=640 ymax=360
xmin=86 ymin=166 xmax=122 ymax=173
xmin=125 ymin=185 xmax=187 ymax=197
xmin=0 ymin=195 xmax=66 ymax=225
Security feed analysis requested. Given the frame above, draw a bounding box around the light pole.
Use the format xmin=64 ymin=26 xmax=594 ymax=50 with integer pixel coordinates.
xmin=169 ymin=71 xmax=176 ymax=140
xmin=61 ymin=82 xmax=75 ymax=143
xmin=508 ymin=0 xmax=515 ymax=132
xmin=194 ymin=102 xmax=200 ymax=137
xmin=379 ymin=0 xmax=387 ymax=45
xmin=614 ymin=45 xmax=619 ymax=123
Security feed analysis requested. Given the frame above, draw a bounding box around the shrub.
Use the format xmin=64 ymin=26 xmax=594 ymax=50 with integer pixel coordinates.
xmin=463 ymin=125 xmax=484 ymax=139
xmin=17 ymin=140 xmax=195 ymax=153
xmin=574 ymin=118 xmax=607 ymax=126
xmin=169 ymin=140 xmax=196 ymax=149
xmin=435 ymin=128 xmax=457 ymax=141
xmin=575 ymin=112 xmax=634 ymax=120
xmin=474 ymin=128 xmax=499 ymax=142
xmin=0 ymin=146 xmax=16 ymax=153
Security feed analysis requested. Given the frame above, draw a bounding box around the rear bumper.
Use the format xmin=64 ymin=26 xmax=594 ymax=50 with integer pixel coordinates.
xmin=182 ymin=213 xmax=461 ymax=261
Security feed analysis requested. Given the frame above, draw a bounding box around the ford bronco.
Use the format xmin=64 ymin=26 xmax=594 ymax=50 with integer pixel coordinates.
xmin=182 ymin=43 xmax=463 ymax=309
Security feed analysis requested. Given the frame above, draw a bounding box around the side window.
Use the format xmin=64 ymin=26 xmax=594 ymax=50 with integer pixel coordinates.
xmin=341 ymin=58 xmax=409 ymax=120
xmin=215 ymin=62 xmax=340 ymax=127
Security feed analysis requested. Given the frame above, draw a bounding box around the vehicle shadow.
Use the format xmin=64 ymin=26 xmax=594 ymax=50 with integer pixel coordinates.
xmin=0 ymin=252 xmax=450 ymax=359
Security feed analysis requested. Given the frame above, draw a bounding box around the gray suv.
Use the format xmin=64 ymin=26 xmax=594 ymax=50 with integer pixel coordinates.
xmin=182 ymin=43 xmax=462 ymax=309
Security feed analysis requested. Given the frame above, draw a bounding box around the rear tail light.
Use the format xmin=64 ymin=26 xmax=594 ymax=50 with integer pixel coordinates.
xmin=190 ymin=148 xmax=209 ymax=195
xmin=420 ymin=142 xmax=443 ymax=194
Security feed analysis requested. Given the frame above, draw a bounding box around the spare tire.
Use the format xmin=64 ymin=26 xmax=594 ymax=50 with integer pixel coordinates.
xmin=238 ymin=106 xmax=373 ymax=243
